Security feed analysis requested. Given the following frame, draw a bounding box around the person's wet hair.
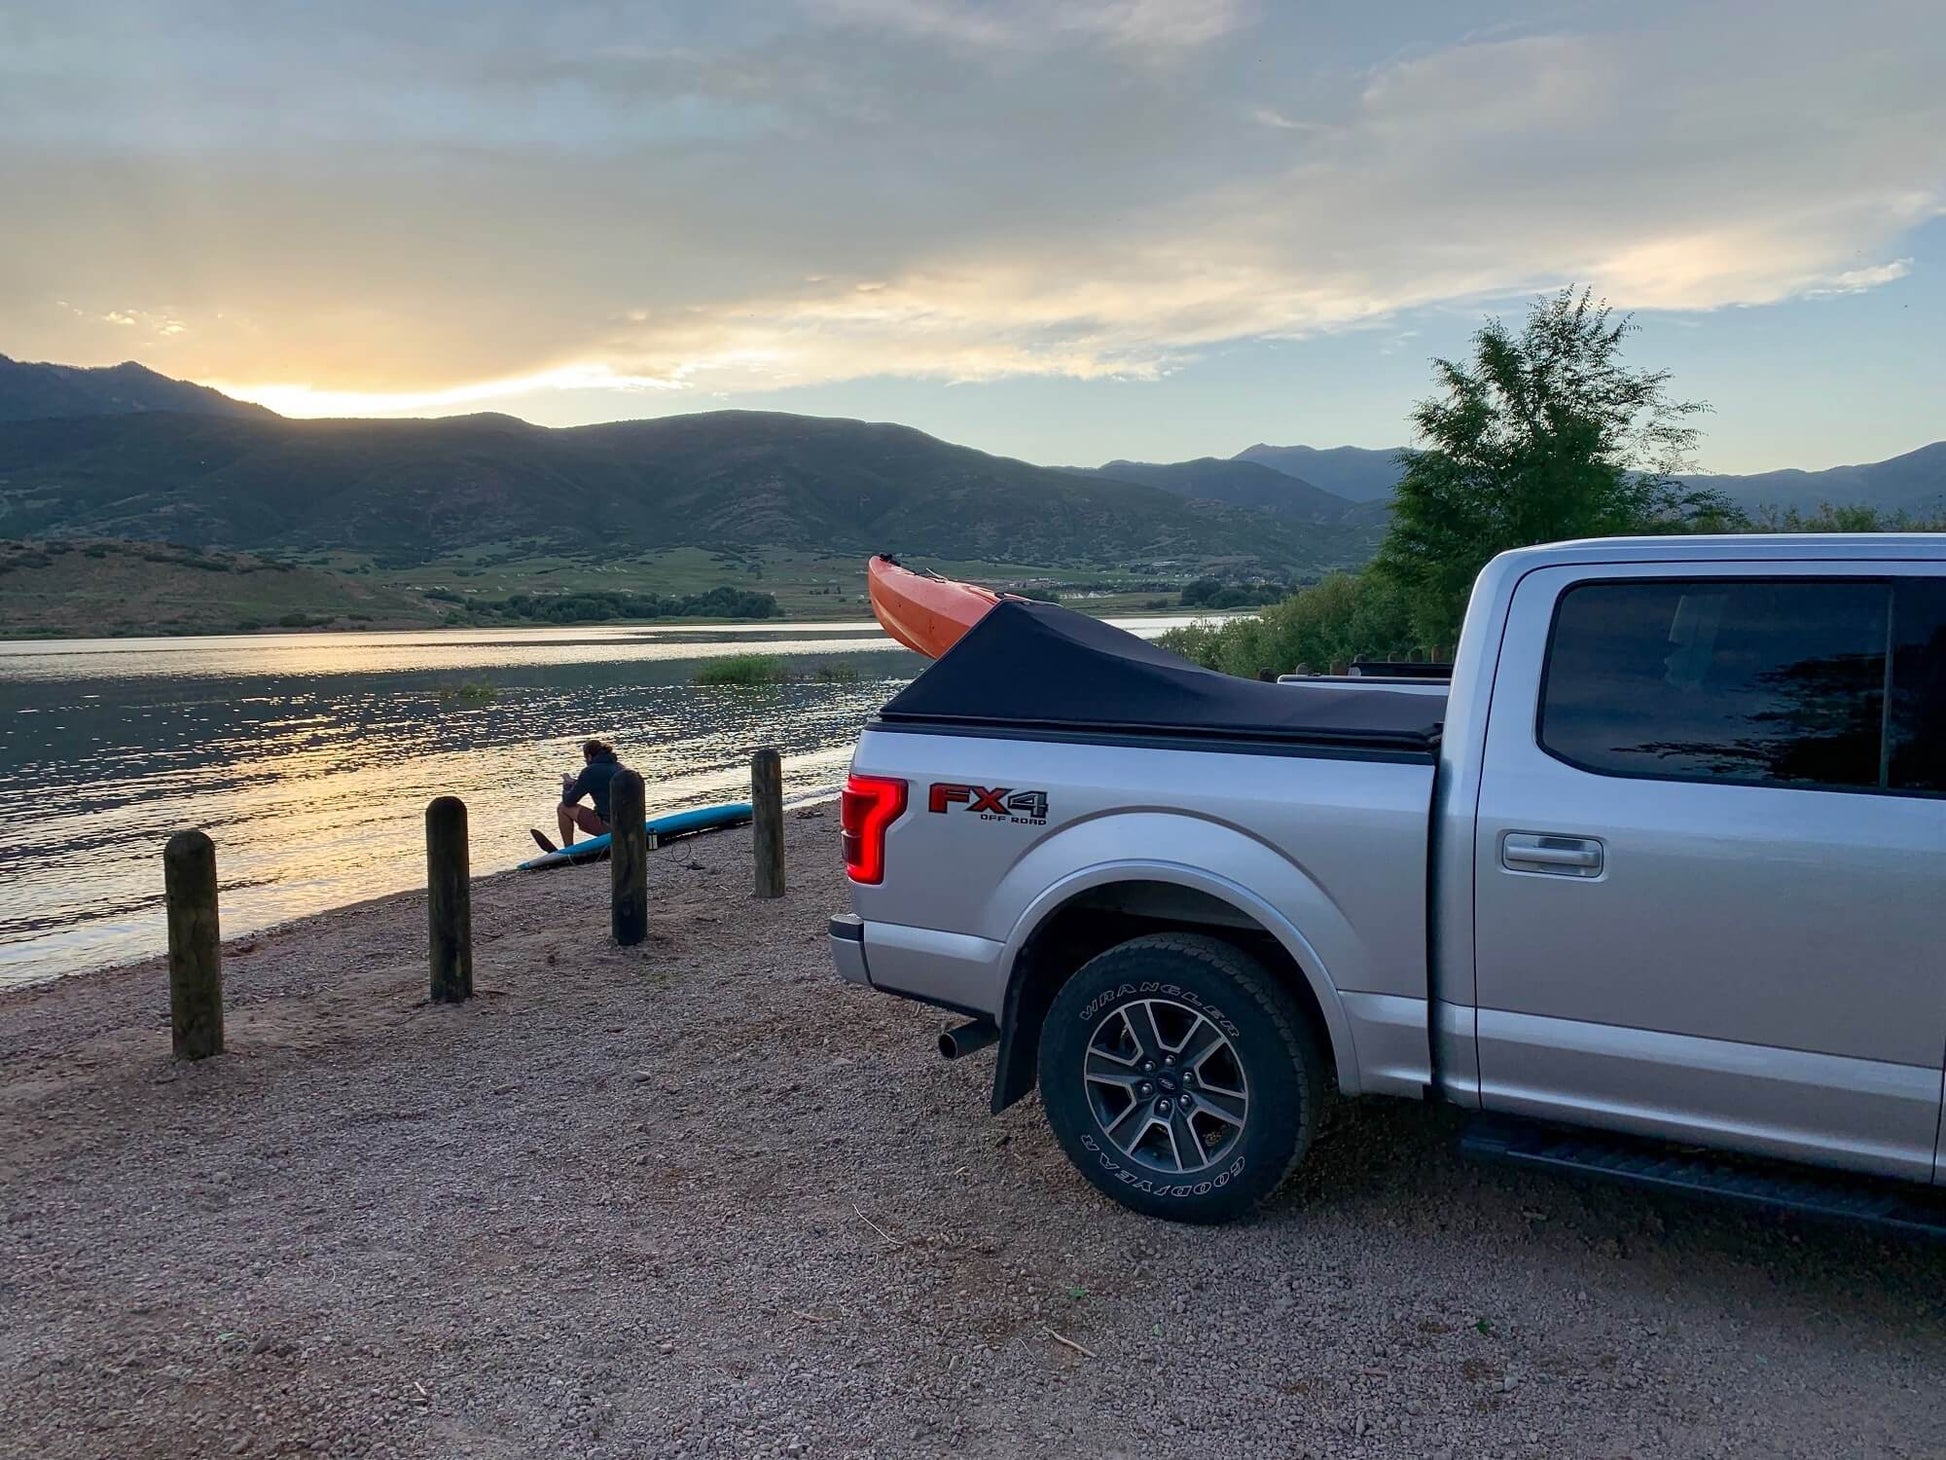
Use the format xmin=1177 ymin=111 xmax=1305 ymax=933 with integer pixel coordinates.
xmin=582 ymin=739 xmax=614 ymax=758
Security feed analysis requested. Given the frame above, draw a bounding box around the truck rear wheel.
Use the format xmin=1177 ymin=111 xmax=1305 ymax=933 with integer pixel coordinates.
xmin=1037 ymin=932 xmax=1325 ymax=1223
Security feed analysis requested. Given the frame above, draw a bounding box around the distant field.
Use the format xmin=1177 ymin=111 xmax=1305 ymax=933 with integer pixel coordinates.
xmin=0 ymin=540 xmax=1226 ymax=639
xmin=0 ymin=540 xmax=447 ymax=639
xmin=366 ymin=545 xmax=858 ymax=618
xmin=337 ymin=545 xmax=1201 ymax=620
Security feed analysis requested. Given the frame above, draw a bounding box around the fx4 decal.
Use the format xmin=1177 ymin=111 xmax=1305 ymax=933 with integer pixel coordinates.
xmin=928 ymin=783 xmax=1049 ymax=825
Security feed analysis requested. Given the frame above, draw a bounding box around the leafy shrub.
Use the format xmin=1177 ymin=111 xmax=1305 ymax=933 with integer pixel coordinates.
xmin=480 ymin=585 xmax=779 ymax=624
xmin=1746 ymin=502 xmax=1946 ymax=532
xmin=1179 ymin=577 xmax=1222 ymax=606
xmin=1159 ymin=572 xmax=1418 ymax=677
xmin=1179 ymin=577 xmax=1290 ymax=610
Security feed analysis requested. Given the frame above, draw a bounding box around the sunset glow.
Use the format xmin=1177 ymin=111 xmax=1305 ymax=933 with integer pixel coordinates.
xmin=4 ymin=0 xmax=1941 ymax=466
xmin=216 ymin=363 xmax=689 ymax=420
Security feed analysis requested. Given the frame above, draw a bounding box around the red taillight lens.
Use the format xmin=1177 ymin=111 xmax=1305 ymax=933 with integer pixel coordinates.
xmin=841 ymin=773 xmax=906 ymax=884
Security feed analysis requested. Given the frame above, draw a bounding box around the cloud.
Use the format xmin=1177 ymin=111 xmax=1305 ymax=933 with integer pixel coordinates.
xmin=1250 ymin=106 xmax=1334 ymax=133
xmin=808 ymin=0 xmax=1251 ymax=53
xmin=1806 ymin=259 xmax=1915 ymax=297
xmin=98 ymin=307 xmax=187 ymax=336
xmin=1 ymin=1 xmax=1939 ymax=411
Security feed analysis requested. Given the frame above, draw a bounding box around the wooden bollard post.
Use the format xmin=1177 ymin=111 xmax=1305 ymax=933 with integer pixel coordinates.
xmin=610 ymin=768 xmax=648 ymax=947
xmin=752 ymin=747 xmax=785 ymax=900
xmin=164 ymin=829 xmax=224 ymax=1059
xmin=426 ymin=796 xmax=473 ymax=1003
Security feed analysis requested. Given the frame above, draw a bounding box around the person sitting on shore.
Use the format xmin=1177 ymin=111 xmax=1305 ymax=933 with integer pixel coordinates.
xmin=530 ymin=739 xmax=624 ymax=853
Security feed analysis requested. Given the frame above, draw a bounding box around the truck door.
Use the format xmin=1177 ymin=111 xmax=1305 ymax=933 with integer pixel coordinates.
xmin=1471 ymin=566 xmax=1946 ymax=1181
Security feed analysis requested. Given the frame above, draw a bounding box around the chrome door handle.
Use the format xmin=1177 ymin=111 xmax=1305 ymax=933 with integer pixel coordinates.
xmin=1501 ymin=832 xmax=1604 ymax=877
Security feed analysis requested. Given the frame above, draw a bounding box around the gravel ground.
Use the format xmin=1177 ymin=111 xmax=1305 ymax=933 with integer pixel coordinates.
xmin=4 ymin=810 xmax=1946 ymax=1460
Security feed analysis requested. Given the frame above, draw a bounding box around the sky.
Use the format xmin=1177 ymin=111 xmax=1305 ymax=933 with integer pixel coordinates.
xmin=2 ymin=0 xmax=1942 ymax=473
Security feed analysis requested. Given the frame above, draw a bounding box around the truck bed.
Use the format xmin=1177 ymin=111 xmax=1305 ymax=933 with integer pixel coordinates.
xmin=847 ymin=719 xmax=1438 ymax=1100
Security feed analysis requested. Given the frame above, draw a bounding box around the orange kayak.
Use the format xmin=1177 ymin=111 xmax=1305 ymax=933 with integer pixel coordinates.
xmin=867 ymin=555 xmax=1004 ymax=659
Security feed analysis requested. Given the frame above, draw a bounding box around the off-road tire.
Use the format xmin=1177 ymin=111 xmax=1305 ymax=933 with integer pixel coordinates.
xmin=1038 ymin=932 xmax=1326 ymax=1223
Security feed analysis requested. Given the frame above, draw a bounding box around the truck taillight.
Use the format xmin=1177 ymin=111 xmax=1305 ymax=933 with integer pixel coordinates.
xmin=841 ymin=773 xmax=906 ymax=884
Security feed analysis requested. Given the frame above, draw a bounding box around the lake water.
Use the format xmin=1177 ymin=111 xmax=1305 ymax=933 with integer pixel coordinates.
xmin=0 ymin=615 xmax=1199 ymax=987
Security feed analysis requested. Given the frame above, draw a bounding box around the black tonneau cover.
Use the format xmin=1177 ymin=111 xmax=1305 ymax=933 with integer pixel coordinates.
xmin=879 ymin=600 xmax=1445 ymax=753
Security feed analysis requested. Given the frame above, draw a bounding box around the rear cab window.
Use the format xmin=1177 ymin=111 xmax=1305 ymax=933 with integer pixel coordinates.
xmin=1538 ymin=576 xmax=1944 ymax=795
xmin=1890 ymin=577 xmax=1946 ymax=793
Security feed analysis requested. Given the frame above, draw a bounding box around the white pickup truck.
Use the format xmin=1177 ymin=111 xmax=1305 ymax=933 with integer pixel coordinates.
xmin=831 ymin=536 xmax=1945 ymax=1224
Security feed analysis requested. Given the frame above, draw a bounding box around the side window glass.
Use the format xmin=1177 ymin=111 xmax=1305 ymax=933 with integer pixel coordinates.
xmin=1889 ymin=578 xmax=1946 ymax=793
xmin=1540 ymin=579 xmax=1889 ymax=790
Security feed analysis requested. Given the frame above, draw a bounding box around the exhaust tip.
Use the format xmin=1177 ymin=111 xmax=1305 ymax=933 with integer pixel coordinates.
xmin=938 ymin=1019 xmax=999 ymax=1061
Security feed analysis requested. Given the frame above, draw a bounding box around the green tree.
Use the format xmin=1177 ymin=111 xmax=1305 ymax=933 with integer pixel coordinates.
xmin=1374 ymin=287 xmax=1732 ymax=644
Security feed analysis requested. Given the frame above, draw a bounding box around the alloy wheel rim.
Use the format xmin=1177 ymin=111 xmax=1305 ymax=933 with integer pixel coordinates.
xmin=1083 ymin=998 xmax=1249 ymax=1175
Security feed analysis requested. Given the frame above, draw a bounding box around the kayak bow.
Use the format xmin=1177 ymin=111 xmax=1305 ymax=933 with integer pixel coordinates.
xmin=868 ymin=554 xmax=1004 ymax=660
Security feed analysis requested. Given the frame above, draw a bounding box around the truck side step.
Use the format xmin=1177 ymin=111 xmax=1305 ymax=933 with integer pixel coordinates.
xmin=1460 ymin=1117 xmax=1946 ymax=1238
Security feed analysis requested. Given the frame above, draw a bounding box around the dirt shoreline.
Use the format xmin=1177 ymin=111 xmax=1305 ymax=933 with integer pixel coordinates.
xmin=4 ymin=813 xmax=1944 ymax=1459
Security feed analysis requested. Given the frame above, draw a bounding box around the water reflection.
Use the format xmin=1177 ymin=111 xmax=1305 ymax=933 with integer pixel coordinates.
xmin=0 ymin=616 xmax=1204 ymax=986
xmin=0 ymin=621 xmax=900 ymax=682
xmin=0 ymin=626 xmax=914 ymax=986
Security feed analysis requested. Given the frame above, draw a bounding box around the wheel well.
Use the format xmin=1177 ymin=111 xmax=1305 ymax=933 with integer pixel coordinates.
xmin=991 ymin=879 xmax=1338 ymax=1113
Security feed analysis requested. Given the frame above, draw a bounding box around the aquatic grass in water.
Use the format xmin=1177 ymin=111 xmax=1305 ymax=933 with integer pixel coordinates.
xmin=693 ymin=656 xmax=864 ymax=686
xmin=693 ymin=654 xmax=787 ymax=686
xmin=435 ymin=679 xmax=499 ymax=704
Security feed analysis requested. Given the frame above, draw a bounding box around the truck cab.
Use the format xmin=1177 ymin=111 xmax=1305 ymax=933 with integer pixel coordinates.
xmin=1438 ymin=540 xmax=1945 ymax=1181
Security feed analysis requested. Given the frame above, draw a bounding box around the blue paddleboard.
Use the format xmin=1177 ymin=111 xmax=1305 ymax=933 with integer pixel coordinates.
xmin=517 ymin=801 xmax=754 ymax=871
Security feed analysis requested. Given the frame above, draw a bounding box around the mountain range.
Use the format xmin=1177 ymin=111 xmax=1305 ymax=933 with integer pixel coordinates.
xmin=0 ymin=355 xmax=1939 ymax=581
xmin=0 ymin=353 xmax=271 ymax=423
xmin=1062 ymin=456 xmax=1386 ymax=526
xmin=1097 ymin=439 xmax=1946 ymax=520
xmin=0 ymin=405 xmax=1377 ymax=571
xmin=1681 ymin=445 xmax=1946 ymax=517
xmin=1233 ymin=444 xmax=1406 ymax=503
xmin=0 ymin=355 xmax=1379 ymax=573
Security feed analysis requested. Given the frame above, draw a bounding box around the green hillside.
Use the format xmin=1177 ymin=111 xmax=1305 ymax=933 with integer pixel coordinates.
xmin=1066 ymin=456 xmax=1367 ymax=522
xmin=0 ymin=539 xmax=447 ymax=638
xmin=0 ymin=408 xmax=1379 ymax=574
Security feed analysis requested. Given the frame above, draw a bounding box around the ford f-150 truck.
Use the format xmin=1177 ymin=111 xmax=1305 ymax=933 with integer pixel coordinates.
xmin=830 ymin=536 xmax=1945 ymax=1223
